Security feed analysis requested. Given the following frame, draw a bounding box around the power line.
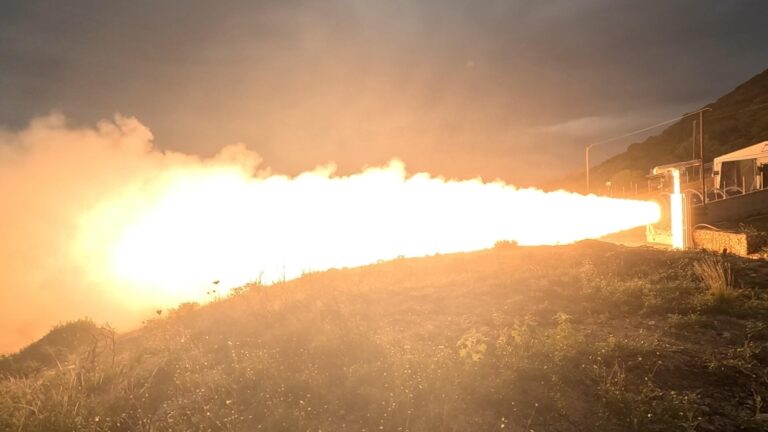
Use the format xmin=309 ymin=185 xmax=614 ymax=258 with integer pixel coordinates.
xmin=585 ymin=108 xmax=709 ymax=193
xmin=591 ymin=101 xmax=768 ymax=149
xmin=584 ymin=100 xmax=768 ymax=192
xmin=588 ymin=116 xmax=684 ymax=149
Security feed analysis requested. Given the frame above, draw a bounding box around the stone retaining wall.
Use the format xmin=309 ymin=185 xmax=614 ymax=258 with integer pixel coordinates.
xmin=692 ymin=228 xmax=767 ymax=255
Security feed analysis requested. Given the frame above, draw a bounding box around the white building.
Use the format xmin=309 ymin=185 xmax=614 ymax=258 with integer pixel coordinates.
xmin=712 ymin=140 xmax=768 ymax=193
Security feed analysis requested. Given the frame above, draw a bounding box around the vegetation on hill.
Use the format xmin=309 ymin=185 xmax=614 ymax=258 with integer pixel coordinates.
xmin=3 ymin=242 xmax=768 ymax=431
xmin=555 ymin=68 xmax=768 ymax=193
xmin=0 ymin=319 xmax=111 ymax=376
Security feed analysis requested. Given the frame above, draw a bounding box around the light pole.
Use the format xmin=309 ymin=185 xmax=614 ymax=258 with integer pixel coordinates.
xmin=585 ymin=144 xmax=594 ymax=193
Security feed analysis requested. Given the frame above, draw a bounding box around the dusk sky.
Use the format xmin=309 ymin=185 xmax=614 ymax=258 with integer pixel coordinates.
xmin=2 ymin=0 xmax=767 ymax=184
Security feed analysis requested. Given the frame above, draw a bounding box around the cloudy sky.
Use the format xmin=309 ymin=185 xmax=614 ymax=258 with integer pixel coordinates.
xmin=2 ymin=0 xmax=767 ymax=184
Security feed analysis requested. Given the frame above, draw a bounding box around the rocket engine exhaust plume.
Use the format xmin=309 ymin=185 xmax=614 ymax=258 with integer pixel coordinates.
xmin=0 ymin=114 xmax=660 ymax=352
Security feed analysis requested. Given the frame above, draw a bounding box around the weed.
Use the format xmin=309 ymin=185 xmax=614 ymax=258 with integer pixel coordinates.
xmin=693 ymin=254 xmax=735 ymax=304
xmin=457 ymin=328 xmax=488 ymax=362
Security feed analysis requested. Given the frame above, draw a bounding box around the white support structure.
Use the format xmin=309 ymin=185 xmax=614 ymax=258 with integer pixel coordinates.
xmin=648 ymin=166 xmax=689 ymax=250
xmin=669 ymin=169 xmax=685 ymax=249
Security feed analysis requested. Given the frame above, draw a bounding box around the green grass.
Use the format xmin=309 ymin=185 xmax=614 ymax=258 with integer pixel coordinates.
xmin=3 ymin=241 xmax=768 ymax=431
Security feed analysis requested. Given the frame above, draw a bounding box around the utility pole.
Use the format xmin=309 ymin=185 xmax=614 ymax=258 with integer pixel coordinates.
xmin=700 ymin=109 xmax=707 ymax=204
xmin=692 ymin=119 xmax=697 ymax=160
xmin=680 ymin=107 xmax=712 ymax=203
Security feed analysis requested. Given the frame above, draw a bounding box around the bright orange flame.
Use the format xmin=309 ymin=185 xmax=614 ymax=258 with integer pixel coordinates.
xmin=74 ymin=160 xmax=660 ymax=306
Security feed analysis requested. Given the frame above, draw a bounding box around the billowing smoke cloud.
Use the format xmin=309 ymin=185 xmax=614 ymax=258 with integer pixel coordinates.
xmin=0 ymin=114 xmax=259 ymax=353
xmin=0 ymin=114 xmax=659 ymax=353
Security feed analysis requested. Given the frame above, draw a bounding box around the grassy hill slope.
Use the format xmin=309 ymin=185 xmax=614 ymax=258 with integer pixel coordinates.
xmin=3 ymin=242 xmax=768 ymax=431
xmin=554 ymin=68 xmax=768 ymax=193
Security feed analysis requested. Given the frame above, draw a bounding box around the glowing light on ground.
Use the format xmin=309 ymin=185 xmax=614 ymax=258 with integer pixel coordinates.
xmin=75 ymin=160 xmax=660 ymax=305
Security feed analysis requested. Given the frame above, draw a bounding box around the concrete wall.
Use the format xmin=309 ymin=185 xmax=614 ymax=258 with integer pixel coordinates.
xmin=693 ymin=188 xmax=768 ymax=225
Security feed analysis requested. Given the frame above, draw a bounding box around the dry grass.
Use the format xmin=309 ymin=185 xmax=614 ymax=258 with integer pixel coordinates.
xmin=693 ymin=254 xmax=735 ymax=303
xmin=2 ymin=242 xmax=768 ymax=431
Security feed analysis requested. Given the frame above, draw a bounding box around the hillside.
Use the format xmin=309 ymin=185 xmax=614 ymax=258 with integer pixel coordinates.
xmin=554 ymin=68 xmax=768 ymax=193
xmin=3 ymin=242 xmax=768 ymax=431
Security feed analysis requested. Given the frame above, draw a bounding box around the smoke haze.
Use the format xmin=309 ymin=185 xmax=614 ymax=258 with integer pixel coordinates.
xmin=2 ymin=1 xmax=767 ymax=184
xmin=0 ymin=114 xmax=258 ymax=352
xmin=0 ymin=114 xmax=661 ymax=353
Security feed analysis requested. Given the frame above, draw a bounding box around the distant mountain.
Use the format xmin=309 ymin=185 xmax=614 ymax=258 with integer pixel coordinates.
xmin=553 ymin=68 xmax=768 ymax=193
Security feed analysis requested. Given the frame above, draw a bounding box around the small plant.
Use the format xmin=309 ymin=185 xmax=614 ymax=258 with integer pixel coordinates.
xmin=738 ymin=223 xmax=758 ymax=235
xmin=493 ymin=240 xmax=518 ymax=249
xmin=457 ymin=329 xmax=488 ymax=362
xmin=753 ymin=388 xmax=763 ymax=417
xmin=693 ymin=254 xmax=734 ymax=304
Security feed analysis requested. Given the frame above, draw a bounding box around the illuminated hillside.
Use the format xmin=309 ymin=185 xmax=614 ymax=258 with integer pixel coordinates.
xmin=3 ymin=242 xmax=768 ymax=431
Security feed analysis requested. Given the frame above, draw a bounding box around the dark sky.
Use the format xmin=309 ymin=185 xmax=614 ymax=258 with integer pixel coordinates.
xmin=1 ymin=0 xmax=767 ymax=184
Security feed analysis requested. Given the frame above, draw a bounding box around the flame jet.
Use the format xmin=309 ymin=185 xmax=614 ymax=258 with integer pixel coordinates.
xmin=0 ymin=115 xmax=661 ymax=351
xmin=75 ymin=160 xmax=661 ymax=305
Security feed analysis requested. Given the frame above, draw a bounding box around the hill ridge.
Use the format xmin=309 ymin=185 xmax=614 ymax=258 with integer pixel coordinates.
xmin=553 ymin=67 xmax=768 ymax=192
